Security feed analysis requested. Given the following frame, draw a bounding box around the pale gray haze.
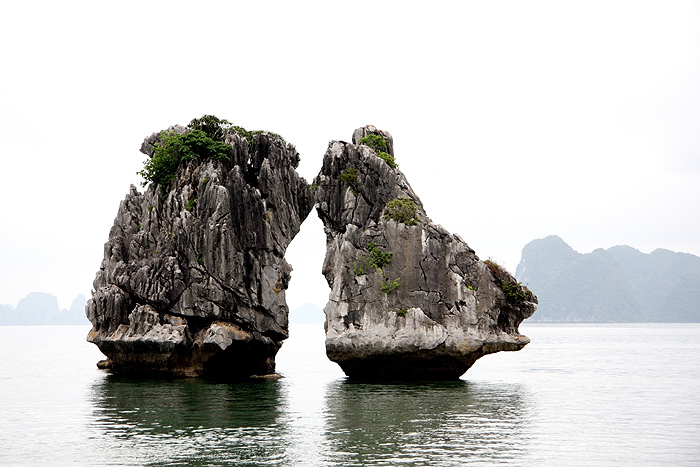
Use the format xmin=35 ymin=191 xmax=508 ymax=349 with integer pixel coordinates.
xmin=1 ymin=1 xmax=699 ymax=312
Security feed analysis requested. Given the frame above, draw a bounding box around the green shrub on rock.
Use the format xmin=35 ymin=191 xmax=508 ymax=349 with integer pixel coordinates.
xmin=138 ymin=132 xmax=181 ymax=188
xmin=352 ymin=255 xmax=372 ymax=276
xmin=138 ymin=129 xmax=231 ymax=188
xmin=501 ymin=280 xmax=535 ymax=304
xmin=138 ymin=115 xmax=285 ymax=190
xmin=367 ymin=242 xmax=392 ymax=272
xmin=188 ymin=115 xmax=232 ymax=141
xmin=352 ymin=242 xmax=393 ymax=276
xmin=377 ymin=151 xmax=397 ymax=169
xmin=188 ymin=114 xmax=286 ymax=146
xmin=380 ymin=277 xmax=400 ymax=295
xmin=384 ymin=197 xmax=420 ymax=226
xmin=340 ymin=167 xmax=362 ymax=196
xmin=359 ymin=134 xmax=397 ymax=169
xmin=359 ymin=134 xmax=387 ymax=153
xmin=483 ymin=259 xmax=535 ymax=304
xmin=186 ymin=198 xmax=197 ymax=212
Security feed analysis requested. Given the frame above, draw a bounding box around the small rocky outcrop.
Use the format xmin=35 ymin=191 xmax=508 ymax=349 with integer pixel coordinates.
xmin=314 ymin=125 xmax=537 ymax=379
xmin=87 ymin=120 xmax=313 ymax=379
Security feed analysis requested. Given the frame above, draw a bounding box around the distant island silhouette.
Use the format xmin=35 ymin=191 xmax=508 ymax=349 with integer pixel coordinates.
xmin=0 ymin=293 xmax=89 ymax=325
xmin=516 ymin=235 xmax=700 ymax=322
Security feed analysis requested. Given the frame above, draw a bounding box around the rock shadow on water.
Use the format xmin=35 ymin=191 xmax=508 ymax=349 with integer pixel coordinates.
xmin=322 ymin=379 xmax=530 ymax=466
xmin=88 ymin=375 xmax=288 ymax=466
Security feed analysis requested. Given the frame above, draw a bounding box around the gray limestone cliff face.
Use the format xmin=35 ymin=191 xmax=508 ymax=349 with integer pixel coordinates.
xmin=87 ymin=125 xmax=313 ymax=379
xmin=314 ymin=126 xmax=537 ymax=379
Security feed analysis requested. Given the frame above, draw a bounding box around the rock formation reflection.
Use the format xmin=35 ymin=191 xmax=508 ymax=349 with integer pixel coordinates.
xmin=88 ymin=374 xmax=530 ymax=466
xmin=89 ymin=376 xmax=286 ymax=466
xmin=322 ymin=380 xmax=530 ymax=466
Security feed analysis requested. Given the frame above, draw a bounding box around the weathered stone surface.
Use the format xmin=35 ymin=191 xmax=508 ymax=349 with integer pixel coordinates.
xmin=87 ymin=125 xmax=313 ymax=379
xmin=314 ymin=126 xmax=537 ymax=379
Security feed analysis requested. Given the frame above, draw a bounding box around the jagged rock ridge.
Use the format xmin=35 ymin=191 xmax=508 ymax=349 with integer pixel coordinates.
xmin=87 ymin=121 xmax=313 ymax=378
xmin=314 ymin=125 xmax=537 ymax=379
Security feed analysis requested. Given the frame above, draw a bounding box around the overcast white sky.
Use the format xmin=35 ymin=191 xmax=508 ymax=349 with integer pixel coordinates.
xmin=1 ymin=1 xmax=699 ymax=311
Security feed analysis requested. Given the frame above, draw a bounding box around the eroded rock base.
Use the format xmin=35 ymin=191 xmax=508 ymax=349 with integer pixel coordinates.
xmin=88 ymin=306 xmax=280 ymax=380
xmin=329 ymin=353 xmax=479 ymax=380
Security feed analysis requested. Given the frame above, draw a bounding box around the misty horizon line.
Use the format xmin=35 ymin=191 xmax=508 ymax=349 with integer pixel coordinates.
xmin=3 ymin=238 xmax=698 ymax=309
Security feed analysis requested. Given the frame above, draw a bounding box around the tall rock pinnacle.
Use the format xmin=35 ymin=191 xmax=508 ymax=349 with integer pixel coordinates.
xmin=86 ymin=118 xmax=313 ymax=379
xmin=314 ymin=125 xmax=537 ymax=379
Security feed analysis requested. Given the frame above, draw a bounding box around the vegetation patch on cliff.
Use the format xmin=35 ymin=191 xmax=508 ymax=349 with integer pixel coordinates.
xmin=186 ymin=198 xmax=197 ymax=212
xmin=139 ymin=129 xmax=231 ymax=188
xmin=484 ymin=259 xmax=535 ymax=304
xmin=380 ymin=277 xmax=400 ymax=295
xmin=359 ymin=134 xmax=397 ymax=169
xmin=352 ymin=242 xmax=393 ymax=276
xmin=384 ymin=197 xmax=420 ymax=226
xmin=340 ymin=167 xmax=362 ymax=196
xmin=350 ymin=241 xmax=401 ymax=295
xmin=359 ymin=134 xmax=387 ymax=153
xmin=501 ymin=280 xmax=535 ymax=304
xmin=190 ymin=115 xmax=286 ymax=148
xmin=139 ymin=115 xmax=284 ymax=189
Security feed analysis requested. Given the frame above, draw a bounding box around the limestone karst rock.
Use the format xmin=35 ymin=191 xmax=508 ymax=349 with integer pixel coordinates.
xmin=87 ymin=120 xmax=313 ymax=379
xmin=314 ymin=125 xmax=537 ymax=379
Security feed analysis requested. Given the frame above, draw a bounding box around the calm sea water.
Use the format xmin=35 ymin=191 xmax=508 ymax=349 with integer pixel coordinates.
xmin=1 ymin=323 xmax=699 ymax=466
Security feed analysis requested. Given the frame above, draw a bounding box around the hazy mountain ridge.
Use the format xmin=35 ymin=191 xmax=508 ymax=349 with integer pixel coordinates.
xmin=289 ymin=302 xmax=325 ymax=324
xmin=0 ymin=293 xmax=89 ymax=325
xmin=516 ymin=236 xmax=700 ymax=322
